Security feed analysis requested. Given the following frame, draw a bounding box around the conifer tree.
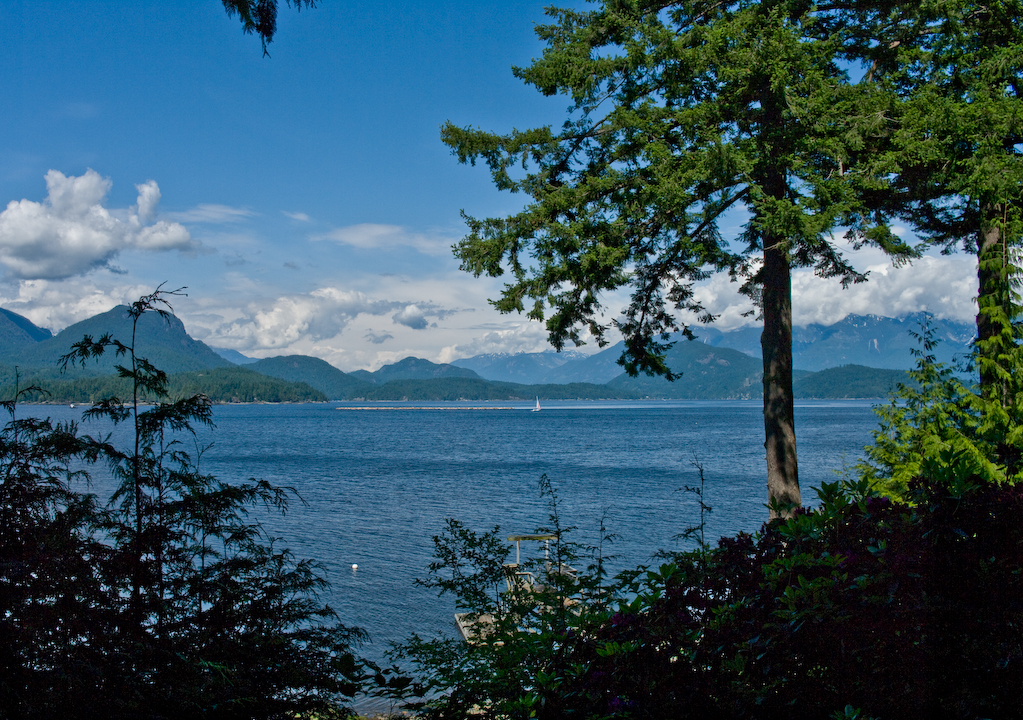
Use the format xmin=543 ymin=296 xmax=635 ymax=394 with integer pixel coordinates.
xmin=442 ymin=0 xmax=914 ymax=517
xmin=0 ymin=287 xmax=367 ymax=719
xmin=845 ymin=1 xmax=1023 ymax=399
xmin=220 ymin=0 xmax=317 ymax=55
xmin=0 ymin=375 xmax=113 ymax=716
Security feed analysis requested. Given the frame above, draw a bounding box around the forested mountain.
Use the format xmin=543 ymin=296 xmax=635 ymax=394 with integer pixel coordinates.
xmin=249 ymin=355 xmax=373 ymax=399
xmin=0 ymin=303 xmax=938 ymax=401
xmin=792 ymin=365 xmax=912 ymax=399
xmin=541 ymin=350 xmax=626 ymax=384
xmin=7 ymin=366 xmax=326 ymax=404
xmin=694 ymin=313 xmax=973 ymax=370
xmin=454 ymin=314 xmax=969 ymax=386
xmin=607 ymin=342 xmax=766 ymax=399
xmin=450 ymin=350 xmax=588 ymax=384
xmin=0 ymin=308 xmax=52 ymax=352
xmin=8 ymin=306 xmax=230 ymax=374
xmin=350 ymin=356 xmax=482 ymax=383
xmin=606 ymin=345 xmax=913 ymax=400
xmin=211 ymin=347 xmax=258 ymax=364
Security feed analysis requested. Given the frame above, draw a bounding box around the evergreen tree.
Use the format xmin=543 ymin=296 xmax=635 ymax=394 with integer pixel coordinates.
xmin=442 ymin=0 xmax=915 ymax=517
xmin=836 ymin=1 xmax=1023 ymax=494
xmin=0 ymin=375 xmax=114 ymax=717
xmin=846 ymin=0 xmax=1023 ymax=401
xmin=857 ymin=319 xmax=1021 ymax=499
xmin=220 ymin=0 xmax=317 ymax=55
xmin=1 ymin=288 xmax=365 ymax=719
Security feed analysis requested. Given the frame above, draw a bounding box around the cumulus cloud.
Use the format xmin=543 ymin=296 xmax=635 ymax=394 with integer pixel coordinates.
xmin=791 ymin=255 xmax=978 ymax=326
xmin=314 ymin=223 xmax=452 ymax=255
xmin=135 ymin=180 xmax=161 ymax=223
xmin=0 ymin=169 xmax=194 ymax=280
xmin=392 ymin=303 xmax=430 ymax=329
xmin=364 ymin=331 xmax=394 ymax=344
xmin=201 ymin=287 xmax=406 ymax=351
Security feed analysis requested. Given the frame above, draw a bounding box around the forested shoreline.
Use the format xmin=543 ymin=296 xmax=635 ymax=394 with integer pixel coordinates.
xmin=0 ymin=362 xmax=914 ymax=404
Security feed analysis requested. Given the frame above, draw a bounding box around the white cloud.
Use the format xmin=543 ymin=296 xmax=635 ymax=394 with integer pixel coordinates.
xmin=4 ymin=222 xmax=977 ymax=376
xmin=689 ymin=275 xmax=757 ymax=331
xmin=392 ymin=303 xmax=429 ymax=329
xmin=192 ymin=280 xmax=475 ymax=357
xmin=0 ymin=169 xmax=194 ymax=280
xmin=790 ymin=255 xmax=978 ymax=326
xmin=169 ymin=270 xmax=498 ymax=370
xmin=135 ymin=180 xmax=161 ymax=223
xmin=196 ymin=286 xmax=405 ymax=351
xmin=283 ymin=211 xmax=311 ymax=222
xmin=437 ymin=322 xmax=554 ymax=363
xmin=314 ymin=223 xmax=452 ymax=255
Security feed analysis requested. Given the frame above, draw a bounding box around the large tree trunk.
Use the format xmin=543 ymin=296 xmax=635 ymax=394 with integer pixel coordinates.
xmin=761 ymin=238 xmax=800 ymax=520
xmin=976 ymin=202 xmax=1008 ymax=406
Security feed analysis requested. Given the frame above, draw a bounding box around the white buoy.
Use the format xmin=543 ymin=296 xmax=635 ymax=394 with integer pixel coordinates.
xmin=352 ymin=563 xmax=358 ymax=570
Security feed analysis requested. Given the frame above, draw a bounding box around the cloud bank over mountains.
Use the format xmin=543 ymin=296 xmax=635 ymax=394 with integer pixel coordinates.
xmin=691 ymin=250 xmax=978 ymax=332
xmin=196 ymin=288 xmax=403 ymax=350
xmin=0 ymin=170 xmax=983 ymax=372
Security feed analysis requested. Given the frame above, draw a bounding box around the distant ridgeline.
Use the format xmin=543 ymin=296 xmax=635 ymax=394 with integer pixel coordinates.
xmin=0 ymin=307 xmax=972 ymax=403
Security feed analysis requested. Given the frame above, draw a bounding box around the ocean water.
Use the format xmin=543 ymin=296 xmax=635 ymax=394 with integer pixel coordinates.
xmin=27 ymin=399 xmax=881 ymax=665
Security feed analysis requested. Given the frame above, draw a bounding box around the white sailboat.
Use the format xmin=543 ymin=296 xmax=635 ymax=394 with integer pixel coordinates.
xmin=532 ymin=397 xmax=541 ymax=412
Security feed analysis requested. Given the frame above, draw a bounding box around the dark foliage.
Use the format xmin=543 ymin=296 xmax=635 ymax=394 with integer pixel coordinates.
xmin=220 ymin=0 xmax=317 ymax=56
xmin=0 ymin=392 xmax=114 ymax=719
xmin=563 ymin=477 xmax=1023 ymax=720
xmin=0 ymin=289 xmax=363 ymax=719
xmin=392 ymin=475 xmax=1023 ymax=720
xmin=1 ymin=366 xmax=328 ymax=404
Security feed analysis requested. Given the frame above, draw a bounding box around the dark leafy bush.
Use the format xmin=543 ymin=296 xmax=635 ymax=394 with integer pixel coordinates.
xmin=391 ymin=474 xmax=1023 ymax=720
xmin=566 ymin=476 xmax=1023 ymax=719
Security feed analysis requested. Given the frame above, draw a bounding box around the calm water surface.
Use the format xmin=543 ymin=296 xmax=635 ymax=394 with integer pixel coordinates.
xmin=34 ymin=399 xmax=880 ymax=664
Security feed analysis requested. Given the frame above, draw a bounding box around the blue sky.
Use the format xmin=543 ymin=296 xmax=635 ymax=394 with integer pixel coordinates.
xmin=0 ymin=1 xmax=978 ymax=370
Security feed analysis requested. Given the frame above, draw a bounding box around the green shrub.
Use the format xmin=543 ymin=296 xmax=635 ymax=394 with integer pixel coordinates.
xmin=388 ymin=475 xmax=1023 ymax=719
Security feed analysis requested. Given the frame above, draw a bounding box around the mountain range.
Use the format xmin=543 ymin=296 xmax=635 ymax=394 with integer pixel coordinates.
xmin=694 ymin=313 xmax=974 ymax=371
xmin=0 ymin=306 xmax=973 ymax=401
xmin=450 ymin=313 xmax=974 ymax=386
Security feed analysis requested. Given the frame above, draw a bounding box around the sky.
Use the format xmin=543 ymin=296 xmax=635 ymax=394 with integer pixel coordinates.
xmin=0 ymin=1 xmax=979 ymax=371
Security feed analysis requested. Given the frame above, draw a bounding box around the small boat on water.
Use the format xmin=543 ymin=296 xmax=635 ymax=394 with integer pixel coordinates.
xmin=532 ymin=397 xmax=541 ymax=412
